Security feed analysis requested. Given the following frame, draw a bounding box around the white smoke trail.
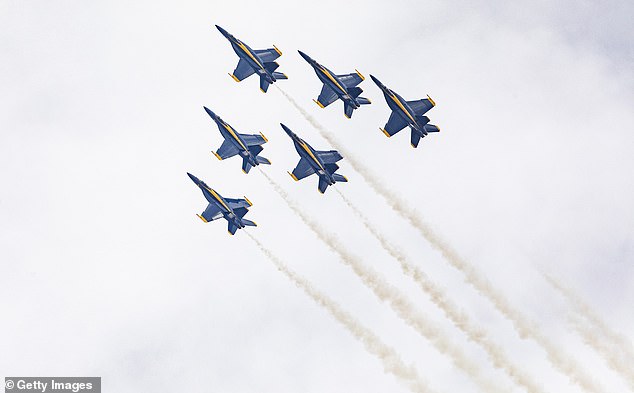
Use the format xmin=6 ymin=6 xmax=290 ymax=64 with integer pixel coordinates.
xmin=258 ymin=169 xmax=501 ymax=393
xmin=543 ymin=273 xmax=634 ymax=390
xmin=334 ymin=188 xmax=545 ymax=393
xmin=245 ymin=231 xmax=435 ymax=393
xmin=275 ymin=87 xmax=606 ymax=393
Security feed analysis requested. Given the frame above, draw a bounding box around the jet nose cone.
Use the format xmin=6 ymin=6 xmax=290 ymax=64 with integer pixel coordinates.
xmin=215 ymin=25 xmax=230 ymax=37
xmin=297 ymin=50 xmax=312 ymax=63
xmin=369 ymin=74 xmax=382 ymax=87
xmin=187 ymin=172 xmax=200 ymax=184
xmin=280 ymin=123 xmax=293 ymax=136
xmin=203 ymin=106 xmax=216 ymax=119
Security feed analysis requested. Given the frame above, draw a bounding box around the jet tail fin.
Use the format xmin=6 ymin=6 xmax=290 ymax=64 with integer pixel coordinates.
xmin=332 ymin=173 xmax=348 ymax=183
xmin=348 ymin=86 xmax=363 ymax=98
xmin=272 ymin=72 xmax=287 ymax=80
xmin=264 ymin=62 xmax=279 ymax=73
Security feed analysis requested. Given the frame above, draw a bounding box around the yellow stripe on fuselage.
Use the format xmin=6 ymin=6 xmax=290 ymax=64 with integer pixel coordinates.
xmin=390 ymin=93 xmax=416 ymax=123
xmin=206 ymin=187 xmax=231 ymax=212
xmin=223 ymin=123 xmax=247 ymax=151
xmin=236 ymin=42 xmax=264 ymax=70
xmin=299 ymin=141 xmax=324 ymax=171
xmin=319 ymin=66 xmax=346 ymax=93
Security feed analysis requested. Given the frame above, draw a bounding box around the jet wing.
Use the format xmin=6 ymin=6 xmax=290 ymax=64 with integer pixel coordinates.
xmin=407 ymin=98 xmax=435 ymax=116
xmin=315 ymin=84 xmax=339 ymax=108
xmin=225 ymin=197 xmax=252 ymax=210
xmin=200 ymin=203 xmax=223 ymax=222
xmin=240 ymin=133 xmax=267 ymax=146
xmin=231 ymin=58 xmax=255 ymax=81
xmin=337 ymin=72 xmax=364 ymax=88
xmin=254 ymin=47 xmax=281 ymax=63
xmin=215 ymin=139 xmax=241 ymax=159
xmin=316 ymin=150 xmax=343 ymax=164
xmin=291 ymin=157 xmax=316 ymax=180
xmin=382 ymin=112 xmax=408 ymax=137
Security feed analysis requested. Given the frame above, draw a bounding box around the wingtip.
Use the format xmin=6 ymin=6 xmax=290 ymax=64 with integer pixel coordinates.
xmin=229 ymin=73 xmax=240 ymax=82
xmin=380 ymin=128 xmax=391 ymax=137
xmin=244 ymin=196 xmax=253 ymax=206
xmin=287 ymin=171 xmax=299 ymax=181
xmin=259 ymin=132 xmax=268 ymax=142
xmin=313 ymin=99 xmax=325 ymax=108
xmin=427 ymin=94 xmax=436 ymax=107
xmin=212 ymin=151 xmax=223 ymax=160
xmin=273 ymin=45 xmax=282 ymax=56
xmin=355 ymin=69 xmax=365 ymax=81
xmin=196 ymin=214 xmax=208 ymax=223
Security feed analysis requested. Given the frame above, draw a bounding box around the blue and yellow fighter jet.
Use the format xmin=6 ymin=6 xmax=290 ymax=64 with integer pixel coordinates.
xmin=370 ymin=75 xmax=440 ymax=148
xmin=187 ymin=172 xmax=256 ymax=235
xmin=204 ymin=107 xmax=270 ymax=174
xmin=281 ymin=123 xmax=348 ymax=194
xmin=298 ymin=50 xmax=371 ymax=119
xmin=216 ymin=25 xmax=287 ymax=93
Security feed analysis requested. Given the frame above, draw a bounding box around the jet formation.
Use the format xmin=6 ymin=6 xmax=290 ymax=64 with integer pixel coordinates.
xmin=190 ymin=25 xmax=441 ymax=234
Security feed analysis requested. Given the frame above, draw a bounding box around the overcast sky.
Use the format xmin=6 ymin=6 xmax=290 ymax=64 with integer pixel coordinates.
xmin=1 ymin=1 xmax=633 ymax=392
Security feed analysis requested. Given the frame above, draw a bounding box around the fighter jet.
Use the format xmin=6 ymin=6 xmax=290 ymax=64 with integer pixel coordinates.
xmin=187 ymin=172 xmax=256 ymax=235
xmin=215 ymin=25 xmax=287 ymax=93
xmin=204 ymin=107 xmax=270 ymax=174
xmin=281 ymin=123 xmax=348 ymax=194
xmin=370 ymin=75 xmax=440 ymax=148
xmin=298 ymin=50 xmax=371 ymax=119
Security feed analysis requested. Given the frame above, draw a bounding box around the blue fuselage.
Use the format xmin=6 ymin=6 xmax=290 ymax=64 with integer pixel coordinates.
xmin=212 ymin=116 xmax=259 ymax=167
xmin=191 ymin=176 xmax=246 ymax=229
xmin=290 ymin=133 xmax=335 ymax=185
xmin=383 ymin=89 xmax=429 ymax=136
xmin=308 ymin=61 xmax=360 ymax=109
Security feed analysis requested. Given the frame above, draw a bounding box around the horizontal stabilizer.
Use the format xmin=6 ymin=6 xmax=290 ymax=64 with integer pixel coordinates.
xmin=332 ymin=173 xmax=348 ymax=183
xmin=272 ymin=71 xmax=287 ymax=80
xmin=256 ymin=156 xmax=271 ymax=165
xmin=264 ymin=62 xmax=279 ymax=73
xmin=242 ymin=219 xmax=257 ymax=227
xmin=356 ymin=97 xmax=371 ymax=105
xmin=411 ymin=131 xmax=423 ymax=148
xmin=344 ymin=102 xmax=354 ymax=119
xmin=318 ymin=177 xmax=329 ymax=194
xmin=424 ymin=124 xmax=440 ymax=133
xmin=242 ymin=158 xmax=253 ymax=174
xmin=260 ymin=77 xmax=270 ymax=93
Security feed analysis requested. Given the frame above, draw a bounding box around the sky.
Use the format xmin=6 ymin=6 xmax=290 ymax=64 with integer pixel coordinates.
xmin=1 ymin=0 xmax=633 ymax=392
